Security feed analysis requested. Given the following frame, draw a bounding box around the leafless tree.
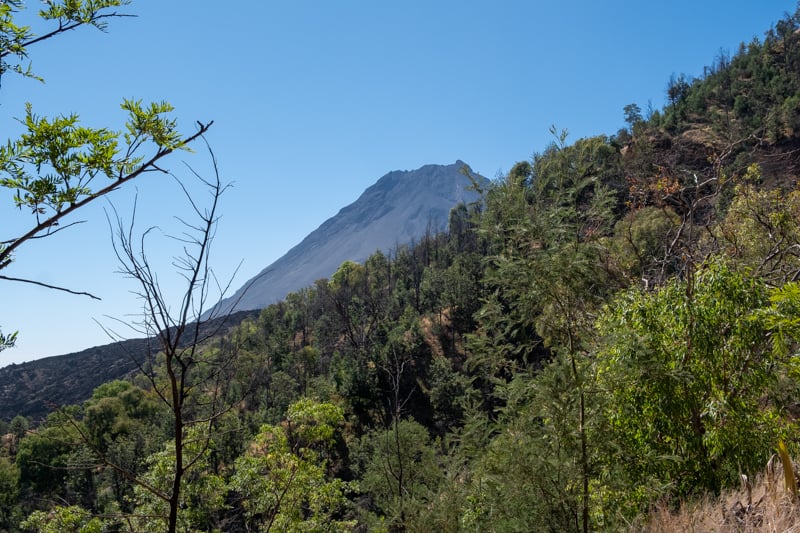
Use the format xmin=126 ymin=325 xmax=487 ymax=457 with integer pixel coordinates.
xmin=95 ymin=140 xmax=254 ymax=532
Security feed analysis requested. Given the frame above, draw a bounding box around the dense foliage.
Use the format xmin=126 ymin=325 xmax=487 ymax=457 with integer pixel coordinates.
xmin=6 ymin=5 xmax=800 ymax=533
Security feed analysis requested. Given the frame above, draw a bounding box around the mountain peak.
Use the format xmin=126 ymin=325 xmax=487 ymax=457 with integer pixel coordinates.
xmin=211 ymin=162 xmax=487 ymax=315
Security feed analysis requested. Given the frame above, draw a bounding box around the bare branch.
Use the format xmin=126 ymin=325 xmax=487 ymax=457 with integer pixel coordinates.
xmin=0 ymin=274 xmax=101 ymax=299
xmin=1 ymin=220 xmax=86 ymax=245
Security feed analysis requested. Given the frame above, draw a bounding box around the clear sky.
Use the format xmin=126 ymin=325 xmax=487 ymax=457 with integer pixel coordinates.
xmin=0 ymin=0 xmax=795 ymax=367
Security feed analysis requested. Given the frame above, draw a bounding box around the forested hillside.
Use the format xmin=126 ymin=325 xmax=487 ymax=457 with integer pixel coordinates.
xmin=6 ymin=7 xmax=800 ymax=533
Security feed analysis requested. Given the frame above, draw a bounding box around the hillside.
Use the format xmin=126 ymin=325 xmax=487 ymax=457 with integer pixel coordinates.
xmin=0 ymin=310 xmax=258 ymax=421
xmin=6 ymin=8 xmax=800 ymax=533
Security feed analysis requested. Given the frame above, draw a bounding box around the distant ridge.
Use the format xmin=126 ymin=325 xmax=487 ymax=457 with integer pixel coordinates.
xmin=211 ymin=160 xmax=486 ymax=315
xmin=0 ymin=310 xmax=259 ymax=421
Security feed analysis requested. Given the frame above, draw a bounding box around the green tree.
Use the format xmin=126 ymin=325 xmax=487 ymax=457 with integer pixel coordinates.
xmin=623 ymin=103 xmax=643 ymax=133
xmin=8 ymin=414 xmax=28 ymax=455
xmin=20 ymin=505 xmax=102 ymax=533
xmin=441 ymin=254 xmax=482 ymax=344
xmin=715 ymin=165 xmax=800 ymax=285
xmin=0 ymin=0 xmax=210 ymax=350
xmin=460 ymin=363 xmax=608 ymax=532
xmin=0 ymin=455 xmax=20 ymax=530
xmin=665 ymin=73 xmax=691 ymax=127
xmin=467 ymin=131 xmax=621 ymax=532
xmin=609 ymin=205 xmax=680 ymax=284
xmin=596 ymin=260 xmax=791 ymax=510
xmin=425 ymin=356 xmax=470 ymax=435
xmin=15 ymin=417 xmax=78 ymax=503
xmin=229 ymin=399 xmax=355 ymax=532
xmin=80 ymin=380 xmax=164 ymax=513
xmin=356 ymin=419 xmax=442 ymax=529
xmin=126 ymin=425 xmax=227 ymax=532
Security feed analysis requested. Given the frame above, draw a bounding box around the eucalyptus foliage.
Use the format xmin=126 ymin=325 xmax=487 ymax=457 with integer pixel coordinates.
xmin=596 ymin=260 xmax=791 ymax=502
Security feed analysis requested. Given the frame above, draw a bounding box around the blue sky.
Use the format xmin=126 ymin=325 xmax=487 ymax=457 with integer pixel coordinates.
xmin=0 ymin=0 xmax=795 ymax=366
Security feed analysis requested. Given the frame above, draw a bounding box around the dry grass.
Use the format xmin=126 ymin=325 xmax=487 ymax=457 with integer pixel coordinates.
xmin=636 ymin=463 xmax=800 ymax=532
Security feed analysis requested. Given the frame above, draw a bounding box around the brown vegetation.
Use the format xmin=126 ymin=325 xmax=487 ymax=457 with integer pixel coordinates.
xmin=638 ymin=463 xmax=800 ymax=532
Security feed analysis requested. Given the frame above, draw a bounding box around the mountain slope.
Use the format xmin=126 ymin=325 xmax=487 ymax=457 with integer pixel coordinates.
xmin=212 ymin=160 xmax=485 ymax=315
